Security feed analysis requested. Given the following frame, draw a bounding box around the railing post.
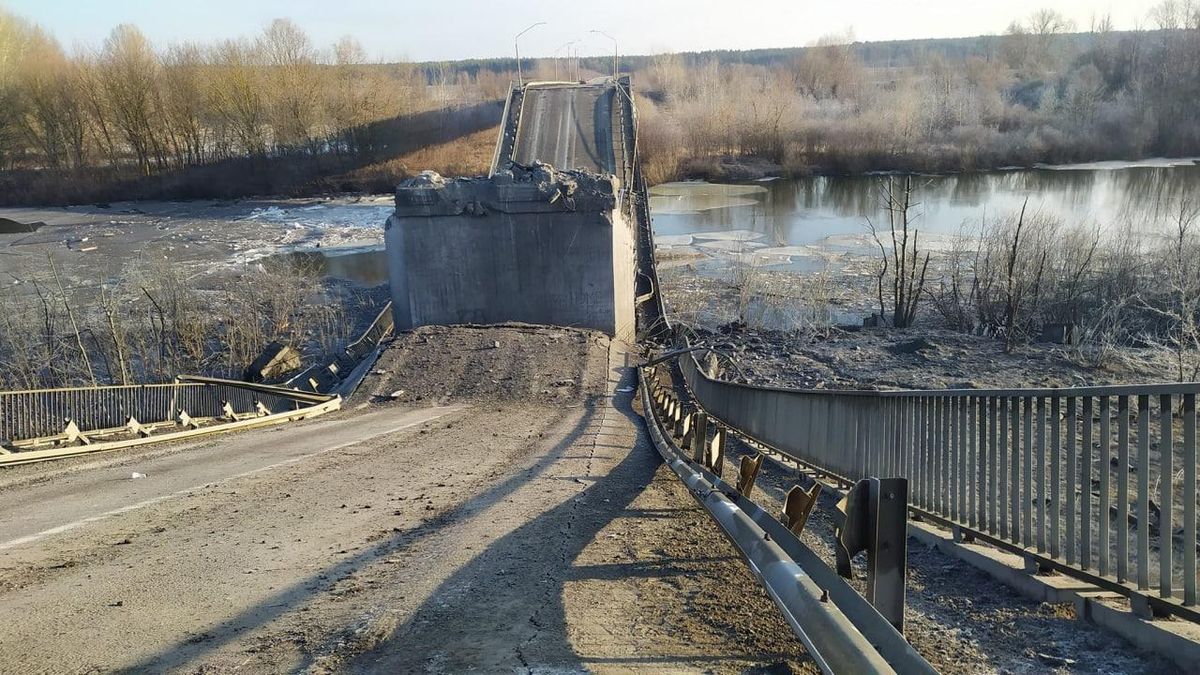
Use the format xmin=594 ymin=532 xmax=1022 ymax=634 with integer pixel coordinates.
xmin=1051 ymin=396 xmax=1062 ymax=559
xmin=1137 ymin=394 xmax=1151 ymax=590
xmin=1022 ymin=397 xmax=1033 ymax=548
xmin=1011 ymin=396 xmax=1021 ymax=546
xmin=1118 ymin=395 xmax=1131 ymax=584
xmin=1183 ymin=392 xmax=1196 ymax=606
xmin=1099 ymin=396 xmax=1112 ymax=578
xmin=1082 ymin=395 xmax=1093 ymax=570
xmin=1160 ymin=393 xmax=1174 ymax=599
xmin=1066 ymin=396 xmax=1077 ymax=565
xmin=1037 ymin=396 xmax=1048 ymax=553
xmin=986 ymin=397 xmax=997 ymax=534
xmin=999 ymin=397 xmax=1009 ymax=540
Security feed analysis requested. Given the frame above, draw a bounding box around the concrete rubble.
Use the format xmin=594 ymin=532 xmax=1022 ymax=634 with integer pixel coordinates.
xmin=393 ymin=162 xmax=617 ymax=218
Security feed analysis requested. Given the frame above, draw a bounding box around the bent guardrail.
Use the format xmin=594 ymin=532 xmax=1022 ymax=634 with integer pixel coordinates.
xmin=0 ymin=376 xmax=339 ymax=465
xmin=289 ymin=301 xmax=394 ymax=394
xmin=677 ymin=346 xmax=1200 ymax=622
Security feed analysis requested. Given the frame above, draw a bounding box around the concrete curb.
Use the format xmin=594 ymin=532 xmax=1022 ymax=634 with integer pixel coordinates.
xmin=908 ymin=519 xmax=1200 ymax=671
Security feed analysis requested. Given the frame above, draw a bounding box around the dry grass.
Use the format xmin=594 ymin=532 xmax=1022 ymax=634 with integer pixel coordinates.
xmin=334 ymin=126 xmax=499 ymax=191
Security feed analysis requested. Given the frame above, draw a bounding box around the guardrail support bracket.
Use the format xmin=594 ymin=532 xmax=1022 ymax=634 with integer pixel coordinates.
xmin=736 ymin=453 xmax=763 ymax=498
xmin=783 ymin=483 xmax=822 ymax=536
xmin=63 ymin=420 xmax=91 ymax=446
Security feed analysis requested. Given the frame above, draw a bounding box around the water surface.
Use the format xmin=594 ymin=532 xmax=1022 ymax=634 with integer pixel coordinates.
xmin=651 ymin=161 xmax=1200 ymax=250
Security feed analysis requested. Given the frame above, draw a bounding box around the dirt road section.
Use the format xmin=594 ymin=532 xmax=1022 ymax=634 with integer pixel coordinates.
xmin=0 ymin=325 xmax=811 ymax=674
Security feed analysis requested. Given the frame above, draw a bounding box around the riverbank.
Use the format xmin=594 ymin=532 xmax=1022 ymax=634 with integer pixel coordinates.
xmin=659 ymin=264 xmax=1180 ymax=392
xmin=0 ymin=197 xmax=394 ymax=388
xmin=661 ymin=151 xmax=1200 ymax=184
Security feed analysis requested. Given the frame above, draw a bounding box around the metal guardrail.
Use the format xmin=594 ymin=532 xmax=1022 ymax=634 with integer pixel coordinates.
xmin=640 ymin=366 xmax=934 ymax=674
xmin=0 ymin=378 xmax=312 ymax=445
xmin=289 ymin=301 xmax=394 ymax=394
xmin=677 ymin=346 xmax=1200 ymax=622
xmin=0 ymin=375 xmax=339 ymax=465
xmin=488 ymin=83 xmax=519 ymax=177
xmin=613 ymin=76 xmax=668 ymax=341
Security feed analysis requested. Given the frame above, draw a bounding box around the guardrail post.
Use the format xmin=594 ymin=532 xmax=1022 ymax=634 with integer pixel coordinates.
xmin=737 ymin=454 xmax=763 ymax=498
xmin=690 ymin=412 xmax=708 ymax=463
xmin=836 ymin=477 xmax=909 ymax=633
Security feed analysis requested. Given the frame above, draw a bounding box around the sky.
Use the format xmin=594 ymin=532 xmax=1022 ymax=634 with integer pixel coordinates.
xmin=3 ymin=0 xmax=1166 ymax=62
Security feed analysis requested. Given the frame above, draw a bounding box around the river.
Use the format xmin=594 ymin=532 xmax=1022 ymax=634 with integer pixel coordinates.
xmin=650 ymin=159 xmax=1200 ymax=268
xmin=251 ymin=160 xmax=1200 ymax=285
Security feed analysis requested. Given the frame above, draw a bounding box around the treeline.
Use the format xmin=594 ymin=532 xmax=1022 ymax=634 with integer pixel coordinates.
xmin=0 ymin=13 xmax=433 ymax=174
xmin=0 ymin=12 xmax=502 ymax=204
xmin=634 ymin=5 xmax=1200 ymax=181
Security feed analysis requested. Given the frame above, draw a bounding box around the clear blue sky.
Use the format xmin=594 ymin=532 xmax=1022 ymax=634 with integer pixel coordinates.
xmin=4 ymin=0 xmax=1163 ymax=62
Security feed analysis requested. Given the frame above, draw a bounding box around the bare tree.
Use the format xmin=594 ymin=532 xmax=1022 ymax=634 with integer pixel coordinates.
xmin=1144 ymin=197 xmax=1200 ymax=380
xmin=100 ymin=24 xmax=166 ymax=174
xmin=866 ymin=176 xmax=930 ymax=328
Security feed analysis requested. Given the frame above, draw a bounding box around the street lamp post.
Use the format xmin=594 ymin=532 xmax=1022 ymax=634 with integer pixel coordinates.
xmin=590 ymin=29 xmax=618 ymax=80
xmin=515 ymin=21 xmax=546 ymax=87
xmin=554 ymin=40 xmax=578 ymax=81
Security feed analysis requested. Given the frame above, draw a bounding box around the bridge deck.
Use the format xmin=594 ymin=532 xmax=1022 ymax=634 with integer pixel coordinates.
xmin=510 ymin=83 xmax=616 ymax=175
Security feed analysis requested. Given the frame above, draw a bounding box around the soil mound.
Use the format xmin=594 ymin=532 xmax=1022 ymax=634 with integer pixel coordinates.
xmin=363 ymin=323 xmax=610 ymax=404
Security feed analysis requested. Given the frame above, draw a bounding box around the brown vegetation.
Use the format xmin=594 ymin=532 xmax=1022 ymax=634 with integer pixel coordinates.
xmin=635 ymin=5 xmax=1200 ymax=182
xmin=0 ymin=11 xmax=506 ymax=205
xmin=332 ymin=126 xmax=500 ymax=194
xmin=0 ymin=258 xmax=373 ymax=389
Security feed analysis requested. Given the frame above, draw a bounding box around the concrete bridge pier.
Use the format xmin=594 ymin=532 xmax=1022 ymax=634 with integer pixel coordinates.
xmin=385 ymin=163 xmax=635 ymax=342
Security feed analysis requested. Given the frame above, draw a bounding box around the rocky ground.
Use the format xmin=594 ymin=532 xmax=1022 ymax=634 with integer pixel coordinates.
xmin=659 ymin=260 xmax=1179 ymax=392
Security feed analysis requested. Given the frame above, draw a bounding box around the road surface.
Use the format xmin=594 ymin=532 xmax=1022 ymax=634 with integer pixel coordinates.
xmin=511 ymin=83 xmax=616 ymax=175
xmin=0 ymin=329 xmax=811 ymax=673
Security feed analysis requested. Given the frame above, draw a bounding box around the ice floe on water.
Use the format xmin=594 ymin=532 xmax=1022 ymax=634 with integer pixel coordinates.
xmin=649 ymin=181 xmax=768 ymax=214
xmin=1035 ymin=157 xmax=1200 ymax=171
xmin=691 ymin=230 xmax=765 ymax=242
xmin=655 ymin=234 xmax=694 ymax=247
xmin=239 ymin=203 xmax=392 ymax=229
xmin=650 ymin=182 xmax=769 ymax=197
xmin=696 ymin=239 xmax=768 ymax=253
xmin=755 ymin=245 xmax=824 ymax=258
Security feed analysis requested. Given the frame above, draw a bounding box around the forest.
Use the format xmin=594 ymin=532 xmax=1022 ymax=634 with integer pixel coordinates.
xmin=1 ymin=4 xmax=1199 ymax=202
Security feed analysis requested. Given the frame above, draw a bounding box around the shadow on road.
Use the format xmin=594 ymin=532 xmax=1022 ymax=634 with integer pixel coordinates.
xmin=120 ymin=387 xmax=617 ymax=672
xmin=343 ymin=365 xmax=660 ymax=672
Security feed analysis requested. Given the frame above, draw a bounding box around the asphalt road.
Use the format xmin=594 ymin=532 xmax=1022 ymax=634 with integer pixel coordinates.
xmin=511 ymin=83 xmax=616 ymax=174
xmin=0 ymin=405 xmax=463 ymax=552
xmin=0 ymin=335 xmax=813 ymax=674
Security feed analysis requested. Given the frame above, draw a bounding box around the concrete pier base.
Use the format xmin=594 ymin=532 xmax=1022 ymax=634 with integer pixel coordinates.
xmin=386 ymin=164 xmax=635 ymax=342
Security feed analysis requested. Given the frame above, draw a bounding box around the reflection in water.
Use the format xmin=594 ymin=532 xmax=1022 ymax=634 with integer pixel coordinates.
xmin=651 ymin=164 xmax=1200 ymax=246
xmin=268 ymin=248 xmax=388 ymax=286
